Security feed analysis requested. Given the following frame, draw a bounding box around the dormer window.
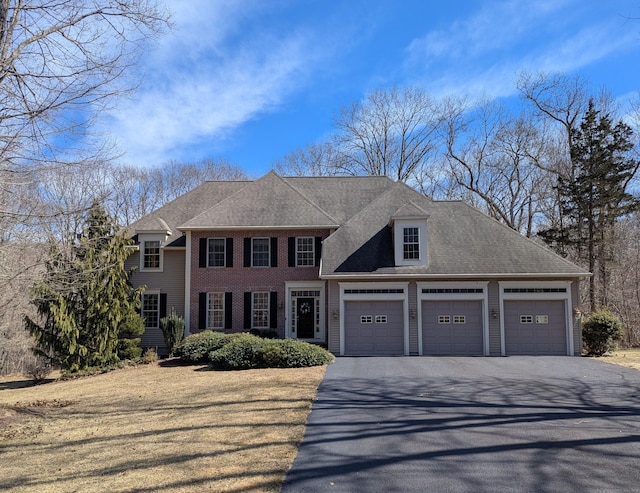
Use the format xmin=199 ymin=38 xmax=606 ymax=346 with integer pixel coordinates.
xmin=403 ymin=227 xmax=420 ymax=260
xmin=138 ymin=233 xmax=166 ymax=272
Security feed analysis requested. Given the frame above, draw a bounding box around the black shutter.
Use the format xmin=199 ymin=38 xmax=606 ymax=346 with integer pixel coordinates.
xmin=226 ymin=238 xmax=234 ymax=267
xmin=160 ymin=293 xmax=167 ymax=320
xmin=269 ymin=291 xmax=278 ymax=329
xmin=198 ymin=292 xmax=207 ymax=330
xmin=288 ymin=237 xmax=296 ymax=267
xmin=199 ymin=238 xmax=207 ymax=267
xmin=244 ymin=238 xmax=251 ymax=267
xmin=224 ymin=292 xmax=232 ymax=329
xmin=244 ymin=292 xmax=251 ymax=329
xmin=270 ymin=237 xmax=278 ymax=267
xmin=315 ymin=237 xmax=322 ymax=267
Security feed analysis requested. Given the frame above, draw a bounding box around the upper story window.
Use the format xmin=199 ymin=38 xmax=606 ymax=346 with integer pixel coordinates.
xmin=296 ymin=237 xmax=315 ymax=266
xmin=403 ymin=227 xmax=420 ymax=260
xmin=252 ymin=238 xmax=270 ymax=267
xmin=208 ymin=238 xmax=226 ymax=267
xmin=143 ymin=240 xmax=161 ymax=270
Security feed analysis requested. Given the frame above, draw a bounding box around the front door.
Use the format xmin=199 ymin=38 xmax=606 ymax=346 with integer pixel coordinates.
xmin=296 ymin=297 xmax=315 ymax=338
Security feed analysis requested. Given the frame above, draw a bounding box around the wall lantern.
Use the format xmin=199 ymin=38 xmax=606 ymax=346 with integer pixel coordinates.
xmin=409 ymin=308 xmax=417 ymax=319
xmin=332 ymin=309 xmax=339 ymax=320
xmin=491 ymin=309 xmax=498 ymax=319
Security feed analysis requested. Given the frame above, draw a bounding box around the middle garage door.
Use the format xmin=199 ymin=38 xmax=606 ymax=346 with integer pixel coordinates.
xmin=344 ymin=300 xmax=404 ymax=355
xmin=422 ymin=300 xmax=484 ymax=355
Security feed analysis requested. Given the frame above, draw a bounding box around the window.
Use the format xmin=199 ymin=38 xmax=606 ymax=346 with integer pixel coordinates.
xmin=520 ymin=315 xmax=534 ymax=324
xmin=360 ymin=315 xmax=373 ymax=324
xmin=453 ymin=315 xmax=466 ymax=324
xmin=252 ymin=238 xmax=270 ymax=267
xmin=403 ymin=227 xmax=420 ymax=260
xmin=142 ymin=293 xmax=159 ymax=328
xmin=438 ymin=315 xmax=451 ymax=324
xmin=143 ymin=240 xmax=160 ymax=269
xmin=375 ymin=315 xmax=387 ymax=324
xmin=536 ymin=315 xmax=549 ymax=324
xmin=207 ymin=292 xmax=225 ymax=329
xmin=252 ymin=292 xmax=270 ymax=328
xmin=207 ymin=238 xmax=226 ymax=267
xmin=296 ymin=237 xmax=315 ymax=266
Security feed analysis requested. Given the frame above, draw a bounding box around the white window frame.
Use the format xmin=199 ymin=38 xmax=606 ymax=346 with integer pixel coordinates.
xmin=296 ymin=236 xmax=315 ymax=267
xmin=142 ymin=291 xmax=160 ymax=329
xmin=207 ymin=238 xmax=226 ymax=268
xmin=207 ymin=292 xmax=225 ymax=330
xmin=139 ymin=233 xmax=165 ymax=272
xmin=393 ymin=219 xmax=428 ymax=267
xmin=252 ymin=238 xmax=270 ymax=267
xmin=252 ymin=291 xmax=270 ymax=328
xmin=402 ymin=227 xmax=420 ymax=260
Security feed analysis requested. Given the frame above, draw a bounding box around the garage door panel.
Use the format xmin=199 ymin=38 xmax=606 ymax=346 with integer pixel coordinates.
xmin=344 ymin=300 xmax=404 ymax=355
xmin=504 ymin=300 xmax=566 ymax=355
xmin=422 ymin=300 xmax=483 ymax=355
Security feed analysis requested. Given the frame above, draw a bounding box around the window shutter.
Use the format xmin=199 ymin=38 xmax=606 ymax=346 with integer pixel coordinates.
xmin=224 ymin=292 xmax=233 ymax=329
xmin=160 ymin=293 xmax=167 ymax=320
xmin=315 ymin=237 xmax=322 ymax=267
xmin=199 ymin=238 xmax=207 ymax=268
xmin=269 ymin=291 xmax=278 ymax=329
xmin=198 ymin=292 xmax=207 ymax=330
xmin=288 ymin=237 xmax=296 ymax=267
xmin=244 ymin=292 xmax=251 ymax=329
xmin=244 ymin=238 xmax=251 ymax=267
xmin=226 ymin=238 xmax=234 ymax=267
xmin=270 ymin=237 xmax=278 ymax=267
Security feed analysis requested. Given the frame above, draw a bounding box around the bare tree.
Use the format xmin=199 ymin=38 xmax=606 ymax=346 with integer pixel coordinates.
xmin=332 ymin=87 xmax=443 ymax=182
xmin=273 ymin=142 xmax=348 ymax=177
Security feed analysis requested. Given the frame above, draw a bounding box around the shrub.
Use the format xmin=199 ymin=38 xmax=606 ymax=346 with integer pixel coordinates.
xmin=25 ymin=360 xmax=52 ymax=384
xmin=582 ymin=309 xmax=624 ymax=356
xmin=140 ymin=348 xmax=159 ymax=364
xmin=159 ymin=309 xmax=185 ymax=356
xmin=208 ymin=334 xmax=267 ymax=370
xmin=117 ymin=338 xmax=143 ymax=360
xmin=175 ymin=330 xmax=228 ymax=364
xmin=262 ymin=339 xmax=335 ymax=368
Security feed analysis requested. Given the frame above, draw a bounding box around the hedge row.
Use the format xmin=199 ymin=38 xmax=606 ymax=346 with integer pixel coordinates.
xmin=175 ymin=331 xmax=335 ymax=369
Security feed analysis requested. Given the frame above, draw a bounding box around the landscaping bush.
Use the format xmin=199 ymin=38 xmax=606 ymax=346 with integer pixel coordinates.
xmin=160 ymin=309 xmax=185 ymax=356
xmin=208 ymin=334 xmax=267 ymax=370
xmin=582 ymin=309 xmax=624 ymax=356
xmin=262 ymin=339 xmax=335 ymax=368
xmin=208 ymin=335 xmax=335 ymax=370
xmin=117 ymin=338 xmax=143 ymax=360
xmin=175 ymin=330 xmax=228 ymax=364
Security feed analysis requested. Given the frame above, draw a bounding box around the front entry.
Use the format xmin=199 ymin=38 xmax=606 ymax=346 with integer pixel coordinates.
xmin=296 ymin=297 xmax=315 ymax=338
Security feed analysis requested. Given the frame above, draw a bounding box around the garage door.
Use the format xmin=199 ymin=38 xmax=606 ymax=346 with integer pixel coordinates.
xmin=422 ymin=300 xmax=484 ymax=355
xmin=504 ymin=300 xmax=567 ymax=355
xmin=344 ymin=300 xmax=404 ymax=355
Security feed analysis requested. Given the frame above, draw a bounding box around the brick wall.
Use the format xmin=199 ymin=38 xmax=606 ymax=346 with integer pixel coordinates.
xmin=190 ymin=229 xmax=330 ymax=336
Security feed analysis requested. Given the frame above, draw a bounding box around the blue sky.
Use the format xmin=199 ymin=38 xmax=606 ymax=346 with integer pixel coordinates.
xmin=101 ymin=0 xmax=640 ymax=177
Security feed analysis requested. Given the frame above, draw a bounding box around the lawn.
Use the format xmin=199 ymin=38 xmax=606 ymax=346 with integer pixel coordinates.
xmin=598 ymin=347 xmax=640 ymax=371
xmin=0 ymin=362 xmax=326 ymax=493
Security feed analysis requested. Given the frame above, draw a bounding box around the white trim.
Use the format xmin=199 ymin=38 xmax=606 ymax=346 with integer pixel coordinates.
xmin=285 ymin=281 xmax=326 ymax=342
xmin=139 ymin=234 xmax=165 ymax=272
xmin=393 ymin=220 xmax=428 ymax=267
xmin=205 ymin=237 xmax=227 ymax=268
xmin=339 ymin=282 xmax=410 ymax=356
xmin=417 ymin=281 xmax=490 ymax=356
xmin=141 ymin=289 xmax=161 ymax=330
xmin=184 ymin=231 xmax=191 ymax=337
xmin=499 ymin=281 xmax=574 ymax=356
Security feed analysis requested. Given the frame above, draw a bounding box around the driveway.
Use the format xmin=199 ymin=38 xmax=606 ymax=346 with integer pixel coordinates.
xmin=282 ymin=357 xmax=640 ymax=492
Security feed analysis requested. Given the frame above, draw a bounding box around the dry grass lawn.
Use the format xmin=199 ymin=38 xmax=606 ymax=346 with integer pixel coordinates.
xmin=0 ymin=362 xmax=326 ymax=493
xmin=597 ymin=347 xmax=640 ymax=371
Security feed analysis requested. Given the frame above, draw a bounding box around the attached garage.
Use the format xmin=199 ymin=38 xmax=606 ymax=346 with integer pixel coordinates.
xmin=344 ymin=300 xmax=404 ymax=355
xmin=422 ymin=300 xmax=484 ymax=355
xmin=504 ymin=300 xmax=567 ymax=355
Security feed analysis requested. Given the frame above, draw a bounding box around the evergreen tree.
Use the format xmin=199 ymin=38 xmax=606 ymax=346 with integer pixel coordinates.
xmin=25 ymin=202 xmax=144 ymax=372
xmin=539 ymin=100 xmax=639 ymax=310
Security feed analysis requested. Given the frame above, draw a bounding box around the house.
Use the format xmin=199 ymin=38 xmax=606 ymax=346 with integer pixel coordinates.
xmin=125 ymin=171 xmax=589 ymax=357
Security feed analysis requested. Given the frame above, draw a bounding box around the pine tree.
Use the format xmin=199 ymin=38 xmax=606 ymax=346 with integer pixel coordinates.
xmin=25 ymin=202 xmax=144 ymax=372
xmin=538 ymin=100 xmax=640 ymax=310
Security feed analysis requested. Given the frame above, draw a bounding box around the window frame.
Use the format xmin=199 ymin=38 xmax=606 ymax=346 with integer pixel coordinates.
xmin=251 ymin=237 xmax=270 ymax=267
xmin=141 ymin=291 xmax=160 ymax=329
xmin=207 ymin=237 xmax=226 ymax=268
xmin=402 ymin=227 xmax=420 ymax=261
xmin=142 ymin=240 xmax=161 ymax=270
xmin=252 ymin=291 xmax=270 ymax=328
xmin=207 ymin=292 xmax=225 ymax=330
xmin=296 ymin=236 xmax=315 ymax=267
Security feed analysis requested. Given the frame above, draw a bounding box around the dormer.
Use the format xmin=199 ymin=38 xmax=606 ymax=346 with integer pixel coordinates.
xmin=390 ymin=202 xmax=429 ymax=267
xmin=135 ymin=218 xmax=172 ymax=273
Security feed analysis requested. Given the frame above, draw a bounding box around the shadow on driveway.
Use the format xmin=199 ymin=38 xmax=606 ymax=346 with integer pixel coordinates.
xmin=282 ymin=357 xmax=640 ymax=492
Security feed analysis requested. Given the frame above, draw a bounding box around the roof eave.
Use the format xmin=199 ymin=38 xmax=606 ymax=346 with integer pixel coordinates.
xmin=179 ymin=224 xmax=340 ymax=231
xmin=320 ymin=271 xmax=591 ymax=280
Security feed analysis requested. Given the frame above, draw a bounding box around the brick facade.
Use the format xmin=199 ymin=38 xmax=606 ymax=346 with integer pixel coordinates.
xmin=189 ymin=229 xmax=330 ymax=336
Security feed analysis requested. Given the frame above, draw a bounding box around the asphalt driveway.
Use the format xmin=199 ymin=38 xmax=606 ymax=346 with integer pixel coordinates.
xmin=281 ymin=357 xmax=640 ymax=492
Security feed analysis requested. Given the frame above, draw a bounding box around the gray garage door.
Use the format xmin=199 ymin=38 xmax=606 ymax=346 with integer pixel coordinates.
xmin=504 ymin=300 xmax=567 ymax=355
xmin=344 ymin=300 xmax=404 ymax=355
xmin=422 ymin=300 xmax=484 ymax=355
